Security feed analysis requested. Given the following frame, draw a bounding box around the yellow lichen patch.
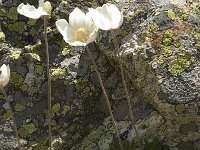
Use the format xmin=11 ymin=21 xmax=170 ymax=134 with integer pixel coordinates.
xmin=9 ymin=49 xmax=21 ymax=60
xmin=27 ymin=53 xmax=41 ymax=61
xmin=175 ymin=104 xmax=186 ymax=114
xmin=51 ymin=67 xmax=66 ymax=81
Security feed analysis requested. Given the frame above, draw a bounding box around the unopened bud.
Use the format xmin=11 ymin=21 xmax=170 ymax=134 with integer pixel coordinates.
xmin=43 ymin=1 xmax=52 ymax=16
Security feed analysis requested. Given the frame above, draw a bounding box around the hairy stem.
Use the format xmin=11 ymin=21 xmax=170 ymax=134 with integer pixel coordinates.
xmin=1 ymin=88 xmax=21 ymax=150
xmin=111 ymin=30 xmax=139 ymax=138
xmin=44 ymin=17 xmax=52 ymax=150
xmin=86 ymin=46 xmax=124 ymax=150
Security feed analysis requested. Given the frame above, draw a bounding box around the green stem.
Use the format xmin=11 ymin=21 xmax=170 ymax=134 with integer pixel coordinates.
xmin=86 ymin=46 xmax=124 ymax=150
xmin=111 ymin=30 xmax=139 ymax=139
xmin=1 ymin=88 xmax=21 ymax=150
xmin=44 ymin=17 xmax=52 ymax=150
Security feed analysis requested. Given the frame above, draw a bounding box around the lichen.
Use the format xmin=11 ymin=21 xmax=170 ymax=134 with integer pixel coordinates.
xmin=191 ymin=2 xmax=200 ymax=14
xmin=195 ymin=41 xmax=200 ymax=50
xmin=167 ymin=9 xmax=176 ymax=20
xmin=52 ymin=103 xmax=61 ymax=115
xmin=10 ymin=72 xmax=24 ymax=86
xmin=28 ymin=53 xmax=41 ymax=61
xmin=61 ymin=47 xmax=70 ymax=56
xmin=20 ymin=84 xmax=29 ymax=92
xmin=7 ymin=7 xmax=18 ymax=20
xmin=34 ymin=64 xmax=44 ymax=75
xmin=8 ymin=22 xmax=26 ymax=34
xmin=162 ymin=48 xmax=172 ymax=57
xmin=0 ymin=8 xmax=7 ymax=17
xmin=51 ymin=67 xmax=67 ymax=81
xmin=14 ymin=103 xmax=26 ymax=112
xmin=168 ymin=51 xmax=195 ymax=76
xmin=27 ymin=19 xmax=37 ymax=26
xmin=162 ymin=37 xmax=173 ymax=46
xmin=62 ymin=105 xmax=70 ymax=116
xmin=0 ymin=32 xmax=5 ymax=42
xmin=150 ymin=23 xmax=159 ymax=33
xmin=9 ymin=49 xmax=22 ymax=60
xmin=175 ymin=104 xmax=186 ymax=114
xmin=18 ymin=123 xmax=38 ymax=138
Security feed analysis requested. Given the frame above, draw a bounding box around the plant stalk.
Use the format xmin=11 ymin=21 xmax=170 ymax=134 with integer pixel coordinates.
xmin=44 ymin=16 xmax=52 ymax=150
xmin=1 ymin=88 xmax=21 ymax=150
xmin=86 ymin=46 xmax=124 ymax=150
xmin=111 ymin=30 xmax=139 ymax=138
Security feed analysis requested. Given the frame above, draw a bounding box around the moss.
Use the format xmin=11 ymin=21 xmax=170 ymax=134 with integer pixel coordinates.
xmin=35 ymin=65 xmax=44 ymax=75
xmin=8 ymin=22 xmax=26 ymax=34
xmin=61 ymin=47 xmax=70 ymax=56
xmin=7 ymin=7 xmax=18 ymax=20
xmin=14 ymin=103 xmax=26 ymax=112
xmin=168 ymin=51 xmax=195 ymax=76
xmin=27 ymin=19 xmax=37 ymax=26
xmin=162 ymin=48 xmax=172 ymax=57
xmin=0 ymin=8 xmax=7 ymax=17
xmin=167 ymin=9 xmax=176 ymax=20
xmin=10 ymin=72 xmax=23 ymax=86
xmin=175 ymin=104 xmax=186 ymax=114
xmin=51 ymin=67 xmax=66 ymax=81
xmin=9 ymin=49 xmax=21 ymax=60
xmin=150 ymin=23 xmax=159 ymax=33
xmin=195 ymin=41 xmax=200 ymax=50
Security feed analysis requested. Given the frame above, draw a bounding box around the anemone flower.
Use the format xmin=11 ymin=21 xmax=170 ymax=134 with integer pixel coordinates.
xmin=0 ymin=64 xmax=21 ymax=149
xmin=0 ymin=64 xmax=10 ymax=88
xmin=56 ymin=8 xmax=99 ymax=46
xmin=17 ymin=0 xmax=51 ymax=19
xmin=88 ymin=3 xmax=123 ymax=30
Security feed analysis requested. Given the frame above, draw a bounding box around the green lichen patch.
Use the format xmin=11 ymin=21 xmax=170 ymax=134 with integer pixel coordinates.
xmin=195 ymin=41 xmax=200 ymax=50
xmin=2 ymin=111 xmax=11 ymax=120
xmin=0 ymin=8 xmax=7 ymax=17
xmin=168 ymin=51 xmax=195 ymax=76
xmin=62 ymin=104 xmax=70 ymax=116
xmin=150 ymin=23 xmax=159 ymax=33
xmin=18 ymin=123 xmax=38 ymax=138
xmin=8 ymin=22 xmax=26 ymax=33
xmin=8 ymin=49 xmax=22 ymax=60
xmin=162 ymin=37 xmax=173 ymax=46
xmin=191 ymin=2 xmax=200 ymax=14
xmin=173 ymin=40 xmax=181 ymax=48
xmin=14 ymin=103 xmax=26 ymax=112
xmin=164 ymin=29 xmax=174 ymax=38
xmin=61 ymin=47 xmax=70 ymax=56
xmin=7 ymin=7 xmax=18 ymax=20
xmin=162 ymin=48 xmax=172 ymax=57
xmin=52 ymin=103 xmax=61 ymax=115
xmin=10 ymin=72 xmax=24 ymax=86
xmin=20 ymin=84 xmax=29 ymax=92
xmin=27 ymin=19 xmax=37 ymax=26
xmin=51 ymin=67 xmax=67 ymax=81
xmin=159 ymin=124 xmax=167 ymax=132
xmin=27 ymin=53 xmax=41 ymax=61
xmin=167 ymin=9 xmax=176 ymax=20
xmin=175 ymin=104 xmax=186 ymax=114
xmin=34 ymin=65 xmax=44 ymax=75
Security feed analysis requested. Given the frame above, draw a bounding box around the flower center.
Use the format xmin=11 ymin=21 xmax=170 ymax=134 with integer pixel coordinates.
xmin=74 ymin=27 xmax=89 ymax=42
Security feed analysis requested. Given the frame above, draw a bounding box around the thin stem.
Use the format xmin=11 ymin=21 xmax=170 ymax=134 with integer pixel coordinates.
xmin=1 ymin=88 xmax=21 ymax=150
xmin=44 ymin=17 xmax=52 ymax=150
xmin=86 ymin=46 xmax=124 ymax=150
xmin=111 ymin=30 xmax=139 ymax=138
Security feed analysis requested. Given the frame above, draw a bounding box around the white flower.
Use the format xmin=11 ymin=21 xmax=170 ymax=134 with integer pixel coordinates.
xmin=88 ymin=3 xmax=123 ymax=30
xmin=56 ymin=8 xmax=98 ymax=46
xmin=17 ymin=0 xmax=51 ymax=19
xmin=0 ymin=64 xmax=10 ymax=88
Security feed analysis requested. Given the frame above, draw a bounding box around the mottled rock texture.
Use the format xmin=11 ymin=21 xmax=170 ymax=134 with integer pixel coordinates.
xmin=0 ymin=0 xmax=200 ymax=149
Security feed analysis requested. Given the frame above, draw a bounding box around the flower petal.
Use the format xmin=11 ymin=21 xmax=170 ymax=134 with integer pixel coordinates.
xmin=85 ymin=12 xmax=99 ymax=34
xmin=105 ymin=4 xmax=122 ymax=29
xmin=0 ymin=64 xmax=10 ymax=87
xmin=39 ymin=0 xmax=44 ymax=7
xmin=56 ymin=19 xmax=69 ymax=37
xmin=17 ymin=3 xmax=47 ymax=19
xmin=86 ymin=31 xmax=98 ymax=45
xmin=69 ymin=8 xmax=86 ymax=30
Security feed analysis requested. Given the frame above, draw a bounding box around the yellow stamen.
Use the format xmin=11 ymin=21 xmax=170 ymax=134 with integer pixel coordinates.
xmin=74 ymin=27 xmax=89 ymax=42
